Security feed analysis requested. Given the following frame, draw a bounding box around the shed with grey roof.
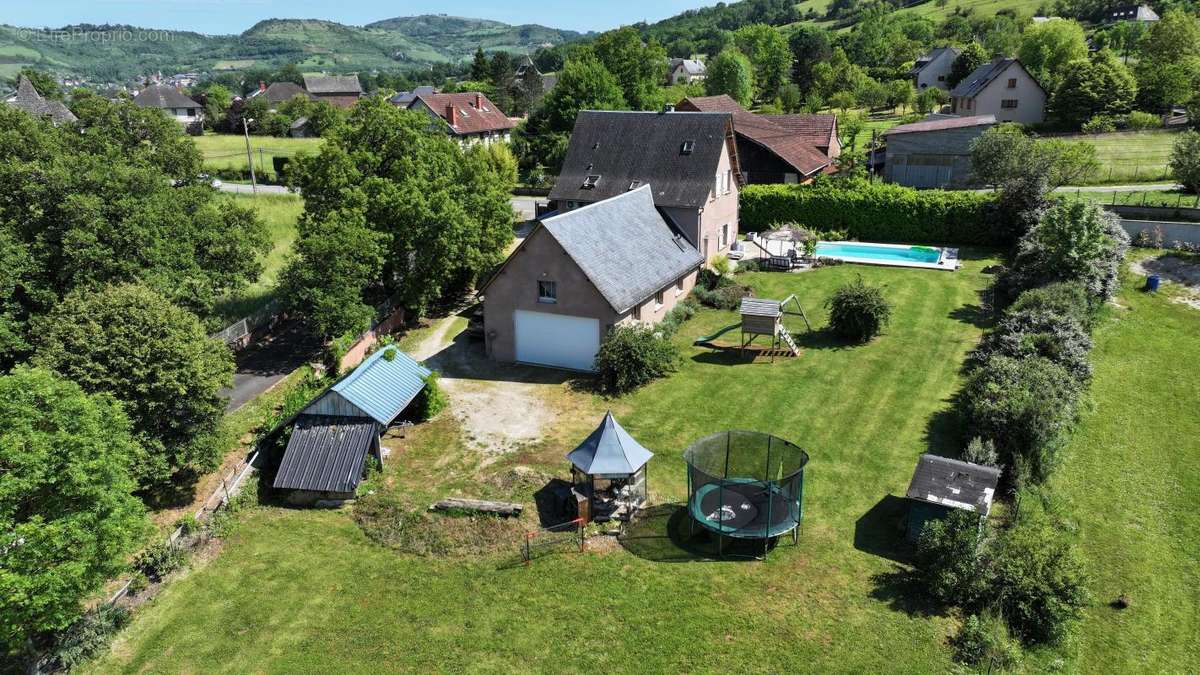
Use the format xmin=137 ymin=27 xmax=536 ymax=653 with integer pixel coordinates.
xmin=904 ymin=454 xmax=1001 ymax=542
xmin=480 ymin=185 xmax=704 ymax=371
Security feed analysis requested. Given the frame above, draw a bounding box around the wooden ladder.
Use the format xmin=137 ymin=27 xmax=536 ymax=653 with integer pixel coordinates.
xmin=778 ymin=327 xmax=800 ymax=356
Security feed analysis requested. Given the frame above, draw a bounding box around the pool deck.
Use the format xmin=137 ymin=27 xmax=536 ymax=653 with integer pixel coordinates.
xmin=816 ymin=241 xmax=961 ymax=271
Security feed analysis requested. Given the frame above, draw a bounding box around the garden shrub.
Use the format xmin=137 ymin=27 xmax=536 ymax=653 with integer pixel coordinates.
xmin=1170 ymin=130 xmax=1200 ymax=193
xmin=963 ymin=436 xmax=1000 ymax=467
xmin=49 ymin=605 xmax=131 ymax=671
xmin=740 ymin=180 xmax=1000 ymax=246
xmin=1124 ymin=111 xmax=1160 ymax=131
xmin=826 ymin=277 xmax=892 ymax=342
xmin=952 ymin=611 xmax=1021 ymax=669
xmin=968 ymin=307 xmax=1094 ymax=383
xmin=659 ymin=298 xmax=699 ymax=336
xmin=1006 ymin=281 xmax=1096 ymax=329
xmin=994 ymin=198 xmax=1130 ymax=306
xmin=958 ymin=355 xmax=1081 ymax=483
xmin=415 ymin=371 xmax=449 ymax=421
xmin=981 ymin=520 xmax=1090 ymax=645
xmin=325 ymin=331 xmax=358 ymax=377
xmin=916 ymin=509 xmax=985 ymax=605
xmin=174 ymin=513 xmax=201 ymax=536
xmin=1081 ymin=114 xmax=1118 ymax=134
xmin=692 ymin=284 xmax=750 ymax=310
xmin=595 ymin=325 xmax=679 ymax=394
xmin=133 ymin=541 xmax=187 ymax=581
xmin=736 ymin=258 xmax=763 ymax=273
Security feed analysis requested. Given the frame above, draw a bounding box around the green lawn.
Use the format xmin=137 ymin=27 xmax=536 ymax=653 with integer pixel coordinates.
xmin=85 ymin=256 xmax=1200 ymax=673
xmin=1073 ymin=188 xmax=1200 ymax=211
xmin=1060 ymin=130 xmax=1181 ymax=185
xmin=195 ymin=134 xmax=323 ymax=181
xmin=1036 ymin=260 xmax=1200 ymax=672
xmin=212 ymin=192 xmax=303 ymax=322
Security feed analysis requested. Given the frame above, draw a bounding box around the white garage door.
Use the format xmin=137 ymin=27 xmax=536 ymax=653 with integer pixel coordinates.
xmin=514 ymin=310 xmax=600 ymax=371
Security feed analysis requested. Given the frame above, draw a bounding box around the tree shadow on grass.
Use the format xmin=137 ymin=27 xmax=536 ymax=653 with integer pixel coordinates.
xmin=619 ymin=503 xmax=776 ymax=562
xmin=853 ymin=494 xmax=913 ymax=565
xmin=924 ymin=405 xmax=964 ymax=459
xmin=868 ymin=565 xmax=946 ymax=619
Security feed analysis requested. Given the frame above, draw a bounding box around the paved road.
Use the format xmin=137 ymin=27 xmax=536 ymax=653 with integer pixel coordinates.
xmin=221 ymin=320 xmax=323 ymax=412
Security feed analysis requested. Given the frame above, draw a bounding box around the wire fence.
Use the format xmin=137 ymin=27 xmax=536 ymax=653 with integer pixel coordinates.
xmin=521 ymin=518 xmax=585 ymax=565
xmin=210 ymin=299 xmax=283 ymax=349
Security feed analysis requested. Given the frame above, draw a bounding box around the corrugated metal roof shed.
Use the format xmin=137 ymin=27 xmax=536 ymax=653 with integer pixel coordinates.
xmin=273 ymin=415 xmax=378 ymax=492
xmin=327 ymin=347 xmax=431 ymax=426
xmin=567 ymin=412 xmax=654 ymax=477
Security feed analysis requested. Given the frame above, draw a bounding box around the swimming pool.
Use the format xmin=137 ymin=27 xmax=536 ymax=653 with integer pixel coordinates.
xmin=814 ymin=241 xmax=959 ymax=270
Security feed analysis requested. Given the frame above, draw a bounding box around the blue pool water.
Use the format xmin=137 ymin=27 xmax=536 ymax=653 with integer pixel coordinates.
xmin=814 ymin=242 xmax=942 ymax=265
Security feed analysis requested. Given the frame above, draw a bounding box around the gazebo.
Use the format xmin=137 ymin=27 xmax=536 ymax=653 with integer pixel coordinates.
xmin=567 ymin=413 xmax=653 ymax=523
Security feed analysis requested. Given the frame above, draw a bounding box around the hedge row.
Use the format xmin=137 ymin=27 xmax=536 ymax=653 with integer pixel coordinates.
xmin=740 ymin=180 xmax=1001 ymax=246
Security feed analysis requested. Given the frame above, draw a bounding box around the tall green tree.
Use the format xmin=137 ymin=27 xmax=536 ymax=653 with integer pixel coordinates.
xmin=289 ymin=100 xmax=516 ymax=323
xmin=280 ymin=211 xmax=385 ymax=337
xmin=32 ymin=284 xmax=235 ymax=495
xmin=1133 ymin=10 xmax=1200 ymax=111
xmin=489 ymin=51 xmax=517 ymax=113
xmin=10 ymin=68 xmax=62 ymax=100
xmin=705 ymin=48 xmax=756 ymax=107
xmin=1171 ymin=130 xmax=1200 ymax=193
xmin=810 ymin=47 xmax=868 ymax=100
xmin=1018 ymin=19 xmax=1089 ymax=91
xmin=789 ymin=24 xmax=832 ymax=92
xmin=471 ymin=46 xmax=490 ymax=82
xmin=0 ymin=367 xmax=147 ymax=653
xmin=732 ymin=24 xmax=792 ymax=99
xmin=1052 ymin=50 xmax=1137 ymax=128
xmin=948 ymin=43 xmax=988 ymax=89
xmin=593 ymin=27 xmax=668 ymax=110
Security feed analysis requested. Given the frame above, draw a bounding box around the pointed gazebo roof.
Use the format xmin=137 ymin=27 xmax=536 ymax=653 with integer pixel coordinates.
xmin=567 ymin=412 xmax=654 ymax=477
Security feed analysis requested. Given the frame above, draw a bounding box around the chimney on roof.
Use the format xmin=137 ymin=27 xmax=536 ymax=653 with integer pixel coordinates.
xmin=475 ymin=93 xmax=482 ymax=109
xmin=445 ymin=103 xmax=458 ymax=127
xmin=662 ymin=104 xmax=675 ymax=113
xmin=259 ymin=81 xmax=267 ymax=93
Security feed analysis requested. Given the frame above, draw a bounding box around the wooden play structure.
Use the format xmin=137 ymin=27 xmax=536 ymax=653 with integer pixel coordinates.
xmin=694 ymin=295 xmax=812 ymax=361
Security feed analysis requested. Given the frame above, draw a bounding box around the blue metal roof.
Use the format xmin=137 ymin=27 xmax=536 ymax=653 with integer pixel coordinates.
xmin=567 ymin=412 xmax=654 ymax=477
xmin=330 ymin=347 xmax=431 ymax=426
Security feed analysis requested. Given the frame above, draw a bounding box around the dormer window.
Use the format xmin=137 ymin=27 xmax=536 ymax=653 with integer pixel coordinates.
xmin=582 ymin=175 xmax=600 ymax=189
xmin=681 ymin=140 xmax=695 ymax=155
xmin=628 ymin=180 xmax=642 ymax=190
xmin=459 ymin=108 xmax=470 ymax=118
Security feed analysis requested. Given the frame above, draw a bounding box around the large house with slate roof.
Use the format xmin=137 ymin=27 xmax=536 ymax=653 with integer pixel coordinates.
xmin=4 ymin=76 xmax=76 ymax=126
xmin=949 ymin=58 xmax=1046 ymax=125
xmin=481 ymin=185 xmax=703 ymax=371
xmin=302 ymin=75 xmax=363 ymax=109
xmin=132 ymin=84 xmax=203 ymax=125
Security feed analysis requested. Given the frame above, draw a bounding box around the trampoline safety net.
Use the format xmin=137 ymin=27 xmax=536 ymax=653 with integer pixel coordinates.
xmin=683 ymin=430 xmax=809 ymax=539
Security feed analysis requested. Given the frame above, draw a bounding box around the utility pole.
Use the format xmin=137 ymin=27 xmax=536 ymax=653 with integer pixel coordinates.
xmin=242 ymin=117 xmax=257 ymax=193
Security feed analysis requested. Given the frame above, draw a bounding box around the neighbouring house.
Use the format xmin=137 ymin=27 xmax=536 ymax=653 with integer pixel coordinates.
xmin=1108 ymin=4 xmax=1159 ymax=22
xmin=389 ymin=85 xmax=437 ymax=108
xmin=677 ymin=95 xmax=833 ymax=184
xmin=405 ymin=91 xmax=515 ymax=145
xmin=883 ymin=115 xmax=996 ymax=188
xmin=481 ymin=185 xmax=703 ymax=371
xmin=549 ymin=109 xmax=741 ymax=260
xmin=132 ymin=84 xmax=203 ymax=125
xmin=302 ymin=74 xmax=363 ymax=109
xmin=515 ymin=55 xmax=558 ymax=96
xmin=667 ymin=58 xmax=707 ymax=85
xmin=761 ymin=113 xmax=841 ymax=159
xmin=904 ymin=454 xmax=1001 ymax=543
xmin=908 ymin=47 xmax=962 ymax=92
xmin=949 ymin=58 xmax=1046 ymax=125
xmin=4 ymin=75 xmax=76 ymax=125
xmin=268 ymin=346 xmax=430 ymax=503
xmin=249 ymin=81 xmax=314 ymax=110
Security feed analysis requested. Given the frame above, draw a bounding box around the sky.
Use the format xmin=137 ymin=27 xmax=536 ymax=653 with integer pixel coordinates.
xmin=7 ymin=0 xmax=716 ymax=34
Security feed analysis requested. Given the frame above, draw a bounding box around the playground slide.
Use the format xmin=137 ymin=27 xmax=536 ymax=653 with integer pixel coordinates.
xmin=693 ymin=323 xmax=741 ymax=345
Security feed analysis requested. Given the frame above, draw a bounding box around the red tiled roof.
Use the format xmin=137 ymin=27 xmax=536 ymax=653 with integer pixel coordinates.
xmin=884 ymin=115 xmax=997 ymax=136
xmin=678 ymin=96 xmax=830 ymax=176
xmin=413 ymin=92 xmax=515 ymax=136
xmin=762 ymin=114 xmax=837 ymax=148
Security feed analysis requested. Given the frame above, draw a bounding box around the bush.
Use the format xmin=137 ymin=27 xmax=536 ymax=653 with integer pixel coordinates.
xmin=1170 ymin=130 xmax=1200 ymax=193
xmin=915 ymin=509 xmax=985 ymax=605
xmin=968 ymin=307 xmax=1094 ymax=382
xmin=49 ymin=605 xmax=131 ymax=671
xmin=174 ymin=513 xmax=201 ymax=536
xmin=1006 ymin=281 xmax=1096 ymax=329
xmin=692 ymin=284 xmax=750 ymax=310
xmin=133 ymin=541 xmax=187 ymax=581
xmin=1125 ymin=111 xmax=1160 ymax=131
xmin=958 ymin=355 xmax=1081 ymax=483
xmin=736 ymin=258 xmax=763 ymax=273
xmin=983 ymin=520 xmax=1090 ymax=645
xmin=963 ymin=436 xmax=1000 ymax=467
xmin=595 ymin=324 xmax=679 ymax=394
xmin=826 ymin=277 xmax=892 ymax=342
xmin=415 ymin=371 xmax=449 ymax=421
xmin=325 ymin=331 xmax=358 ymax=377
xmin=952 ymin=612 xmax=1021 ymax=669
xmin=1081 ymin=114 xmax=1118 ymax=134
xmin=659 ymin=298 xmax=698 ymax=336
xmin=740 ymin=180 xmax=1000 ymax=246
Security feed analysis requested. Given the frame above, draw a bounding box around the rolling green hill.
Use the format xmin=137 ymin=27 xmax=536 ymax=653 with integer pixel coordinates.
xmin=0 ymin=15 xmax=583 ymax=82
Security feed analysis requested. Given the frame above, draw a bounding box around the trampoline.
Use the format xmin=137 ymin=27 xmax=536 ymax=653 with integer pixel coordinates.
xmin=683 ymin=431 xmax=809 ymax=552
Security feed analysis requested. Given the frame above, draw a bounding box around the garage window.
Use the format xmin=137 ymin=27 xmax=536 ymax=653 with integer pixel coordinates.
xmin=654 ymin=291 xmax=664 ymax=309
xmin=537 ymin=280 xmax=557 ymax=304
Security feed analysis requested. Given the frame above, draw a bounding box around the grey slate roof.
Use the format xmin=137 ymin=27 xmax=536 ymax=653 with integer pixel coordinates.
xmin=905 ymin=454 xmax=1001 ymax=515
xmin=132 ymin=84 xmax=201 ymax=110
xmin=258 ymin=81 xmax=312 ymax=105
xmin=5 ymin=76 xmax=76 ymax=125
xmin=273 ymin=415 xmax=377 ymax=492
xmin=908 ymin=47 xmax=960 ymax=76
xmin=670 ymin=58 xmax=707 ymax=76
xmin=567 ymin=412 xmax=654 ymax=476
xmin=549 ymin=110 xmax=733 ymax=209
xmin=950 ymin=58 xmax=1043 ymax=98
xmin=389 ymin=85 xmax=437 ymax=107
xmin=328 ymin=346 xmax=431 ymax=427
xmin=303 ymin=74 xmax=363 ymax=95
xmin=539 ymin=185 xmax=703 ymax=313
